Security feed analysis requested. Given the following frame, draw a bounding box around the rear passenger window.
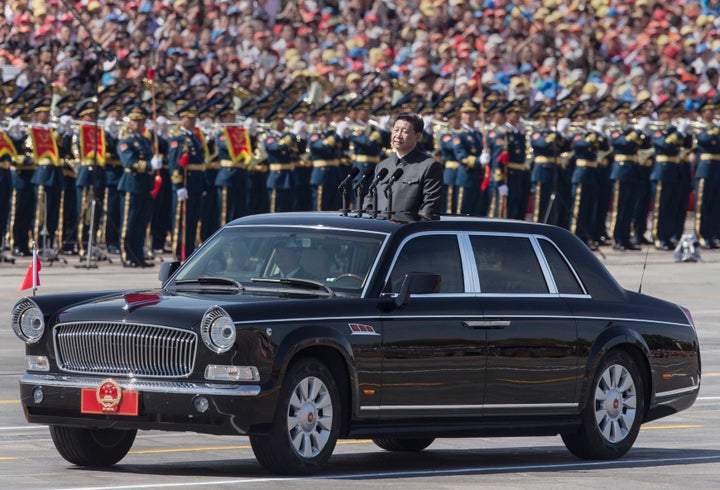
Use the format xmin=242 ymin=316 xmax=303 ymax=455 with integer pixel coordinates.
xmin=471 ymin=235 xmax=548 ymax=294
xmin=388 ymin=235 xmax=464 ymax=293
xmin=539 ymin=240 xmax=584 ymax=294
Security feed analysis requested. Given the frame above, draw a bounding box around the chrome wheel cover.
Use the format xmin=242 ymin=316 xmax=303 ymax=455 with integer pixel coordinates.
xmin=286 ymin=376 xmax=334 ymax=458
xmin=594 ymin=363 xmax=637 ymax=443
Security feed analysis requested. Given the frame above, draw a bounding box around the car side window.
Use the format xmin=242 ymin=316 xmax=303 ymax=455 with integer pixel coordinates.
xmin=539 ymin=239 xmax=584 ymax=294
xmin=471 ymin=235 xmax=549 ymax=294
xmin=387 ymin=235 xmax=464 ymax=294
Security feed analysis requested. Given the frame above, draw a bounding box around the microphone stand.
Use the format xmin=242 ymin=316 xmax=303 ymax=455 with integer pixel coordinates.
xmin=384 ymin=181 xmax=394 ymax=220
xmin=338 ymin=180 xmax=350 ymax=216
xmin=370 ymin=188 xmax=379 ymax=219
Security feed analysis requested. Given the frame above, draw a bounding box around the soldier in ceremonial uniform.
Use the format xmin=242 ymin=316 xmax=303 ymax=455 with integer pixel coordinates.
xmin=214 ymin=102 xmax=248 ymax=225
xmin=169 ymin=101 xmax=208 ymax=261
xmin=630 ymin=100 xmax=656 ymax=246
xmin=74 ymin=100 xmax=106 ymax=258
xmin=29 ymin=97 xmax=64 ymax=256
xmin=149 ymin=114 xmax=172 ymax=254
xmin=452 ymin=99 xmax=485 ymax=215
xmin=494 ymin=99 xmax=530 ymax=221
xmin=608 ymin=101 xmax=651 ymax=250
xmin=308 ymin=102 xmax=342 ymax=211
xmin=117 ymin=105 xmax=160 ymax=268
xmin=349 ymin=97 xmax=385 ymax=205
xmin=8 ymin=112 xmax=35 ymax=256
xmin=529 ymin=103 xmax=571 ymax=226
xmin=438 ymin=100 xmax=460 ymax=214
xmin=0 ymin=117 xmax=22 ymax=261
xmin=694 ymin=96 xmax=720 ymax=248
xmin=101 ymin=99 xmax=124 ymax=254
xmin=55 ymin=101 xmax=79 ymax=256
xmin=649 ymin=100 xmax=693 ymax=250
xmin=199 ymin=104 xmax=220 ymax=242
xmin=568 ymin=102 xmax=609 ymax=250
xmin=264 ymin=103 xmax=298 ymax=213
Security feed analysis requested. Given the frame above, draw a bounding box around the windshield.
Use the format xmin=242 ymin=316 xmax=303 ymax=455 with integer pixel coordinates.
xmin=172 ymin=226 xmax=387 ymax=295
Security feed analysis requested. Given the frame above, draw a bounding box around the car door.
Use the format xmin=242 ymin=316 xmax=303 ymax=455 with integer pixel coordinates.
xmin=469 ymin=233 xmax=581 ymax=417
xmin=377 ymin=233 xmax=487 ymax=419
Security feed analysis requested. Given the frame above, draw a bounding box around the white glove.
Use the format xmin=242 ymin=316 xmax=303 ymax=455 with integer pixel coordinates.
xmin=422 ymin=114 xmax=434 ymax=132
xmin=104 ymin=116 xmax=118 ymax=137
xmin=151 ymin=154 xmax=163 ymax=170
xmin=498 ymin=184 xmax=509 ymax=196
xmin=557 ymin=117 xmax=570 ymax=134
xmin=59 ymin=114 xmax=74 ymax=133
xmin=637 ymin=116 xmax=651 ymax=132
xmin=335 ymin=120 xmax=349 ymax=138
xmin=155 ymin=115 xmax=169 ymax=137
xmin=244 ymin=117 xmax=257 ymax=136
xmin=677 ymin=119 xmax=690 ymax=135
xmin=479 ymin=150 xmax=490 ymax=165
xmin=594 ymin=116 xmax=607 ymax=133
xmin=7 ymin=117 xmax=25 ymax=139
xmin=378 ymin=115 xmax=390 ymax=131
xmin=176 ymin=187 xmax=188 ymax=201
xmin=292 ymin=120 xmax=307 ymax=138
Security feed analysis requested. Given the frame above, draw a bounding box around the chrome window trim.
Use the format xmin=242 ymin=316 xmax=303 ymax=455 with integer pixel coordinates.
xmin=383 ymin=231 xmax=471 ymax=296
xmin=224 ymin=223 xmax=391 ymax=299
xmin=535 ymin=236 xmax=589 ymax=295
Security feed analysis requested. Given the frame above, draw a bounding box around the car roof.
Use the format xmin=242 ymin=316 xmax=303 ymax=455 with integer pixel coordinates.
xmin=227 ymin=212 xmax=565 ymax=237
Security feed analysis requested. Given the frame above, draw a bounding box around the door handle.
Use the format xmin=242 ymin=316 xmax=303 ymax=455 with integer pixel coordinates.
xmin=462 ymin=320 xmax=511 ymax=329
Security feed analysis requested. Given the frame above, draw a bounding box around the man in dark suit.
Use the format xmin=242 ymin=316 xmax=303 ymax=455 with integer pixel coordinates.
xmin=363 ymin=112 xmax=443 ymax=220
xmin=272 ymin=240 xmax=314 ymax=279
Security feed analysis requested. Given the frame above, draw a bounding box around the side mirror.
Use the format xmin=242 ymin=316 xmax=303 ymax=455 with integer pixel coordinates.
xmin=158 ymin=261 xmax=181 ymax=284
xmin=394 ymin=272 xmax=442 ymax=307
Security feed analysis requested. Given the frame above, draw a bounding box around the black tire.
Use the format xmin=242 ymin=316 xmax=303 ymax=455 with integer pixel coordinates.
xmin=49 ymin=426 xmax=136 ymax=466
xmin=562 ymin=350 xmax=645 ymax=459
xmin=372 ymin=437 xmax=434 ymax=452
xmin=250 ymin=358 xmax=341 ymax=475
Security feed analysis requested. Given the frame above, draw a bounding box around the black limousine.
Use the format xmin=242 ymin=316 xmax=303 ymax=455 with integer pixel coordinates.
xmin=12 ymin=212 xmax=701 ymax=474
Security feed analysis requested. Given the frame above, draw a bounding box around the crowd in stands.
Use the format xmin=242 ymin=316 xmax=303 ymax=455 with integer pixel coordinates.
xmin=1 ymin=0 xmax=720 ymax=109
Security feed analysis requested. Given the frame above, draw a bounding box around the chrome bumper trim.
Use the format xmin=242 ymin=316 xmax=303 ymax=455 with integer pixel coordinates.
xmin=20 ymin=373 xmax=260 ymax=397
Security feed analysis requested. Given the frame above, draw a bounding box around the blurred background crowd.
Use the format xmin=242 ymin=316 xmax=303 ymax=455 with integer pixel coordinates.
xmin=1 ymin=0 xmax=720 ymax=108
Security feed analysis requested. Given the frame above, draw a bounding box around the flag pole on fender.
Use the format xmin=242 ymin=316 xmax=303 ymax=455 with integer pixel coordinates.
xmin=18 ymin=241 xmax=41 ymax=295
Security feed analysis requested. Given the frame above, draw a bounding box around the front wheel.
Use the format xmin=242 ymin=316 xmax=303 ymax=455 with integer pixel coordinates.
xmin=562 ymin=350 xmax=645 ymax=459
xmin=49 ymin=426 xmax=136 ymax=466
xmin=372 ymin=437 xmax=434 ymax=452
xmin=250 ymin=358 xmax=341 ymax=475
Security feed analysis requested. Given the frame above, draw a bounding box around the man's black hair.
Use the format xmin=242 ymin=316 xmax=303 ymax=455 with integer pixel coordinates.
xmin=393 ymin=112 xmax=423 ymax=133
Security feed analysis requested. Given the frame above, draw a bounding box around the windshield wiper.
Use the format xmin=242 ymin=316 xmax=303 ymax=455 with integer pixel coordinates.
xmin=251 ymin=277 xmax=335 ymax=298
xmin=171 ymin=277 xmax=244 ymax=294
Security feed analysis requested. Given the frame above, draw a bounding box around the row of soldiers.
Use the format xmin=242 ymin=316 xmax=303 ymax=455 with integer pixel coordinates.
xmin=2 ymin=82 xmax=720 ymax=265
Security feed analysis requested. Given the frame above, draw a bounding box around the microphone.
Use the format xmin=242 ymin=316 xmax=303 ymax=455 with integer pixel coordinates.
xmin=337 ymin=166 xmax=360 ymax=191
xmin=383 ymin=168 xmax=404 ymax=194
xmin=353 ymin=167 xmax=374 ymax=192
xmin=366 ymin=168 xmax=389 ymax=194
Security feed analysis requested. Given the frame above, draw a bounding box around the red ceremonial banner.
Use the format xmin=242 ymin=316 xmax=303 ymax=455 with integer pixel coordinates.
xmin=29 ymin=126 xmax=59 ymax=164
xmin=224 ymin=126 xmax=252 ymax=164
xmin=79 ymin=124 xmax=106 ymax=164
xmin=0 ymin=131 xmax=18 ymax=159
xmin=193 ymin=127 xmax=210 ymax=161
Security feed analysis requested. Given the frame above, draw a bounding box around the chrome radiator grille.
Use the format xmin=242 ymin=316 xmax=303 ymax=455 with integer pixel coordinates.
xmin=54 ymin=322 xmax=197 ymax=377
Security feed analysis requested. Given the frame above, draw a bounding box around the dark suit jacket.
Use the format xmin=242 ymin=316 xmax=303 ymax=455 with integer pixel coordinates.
xmin=363 ymin=147 xmax=443 ymax=219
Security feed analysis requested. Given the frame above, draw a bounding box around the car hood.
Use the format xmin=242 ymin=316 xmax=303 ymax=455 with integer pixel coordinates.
xmin=55 ymin=289 xmax=292 ymax=329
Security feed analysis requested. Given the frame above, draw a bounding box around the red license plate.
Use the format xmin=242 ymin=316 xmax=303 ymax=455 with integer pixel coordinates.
xmin=80 ymin=387 xmax=139 ymax=416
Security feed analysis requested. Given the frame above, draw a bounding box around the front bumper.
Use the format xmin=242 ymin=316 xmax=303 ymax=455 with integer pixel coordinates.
xmin=19 ymin=373 xmax=270 ymax=436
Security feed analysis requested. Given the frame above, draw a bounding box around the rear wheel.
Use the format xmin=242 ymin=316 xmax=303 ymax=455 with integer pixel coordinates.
xmin=372 ymin=437 xmax=434 ymax=452
xmin=49 ymin=426 xmax=136 ymax=466
xmin=562 ymin=350 xmax=645 ymax=459
xmin=250 ymin=358 xmax=341 ymax=475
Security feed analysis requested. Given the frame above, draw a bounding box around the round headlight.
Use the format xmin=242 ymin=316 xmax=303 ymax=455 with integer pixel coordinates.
xmin=201 ymin=306 xmax=236 ymax=353
xmin=11 ymin=299 xmax=45 ymax=344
